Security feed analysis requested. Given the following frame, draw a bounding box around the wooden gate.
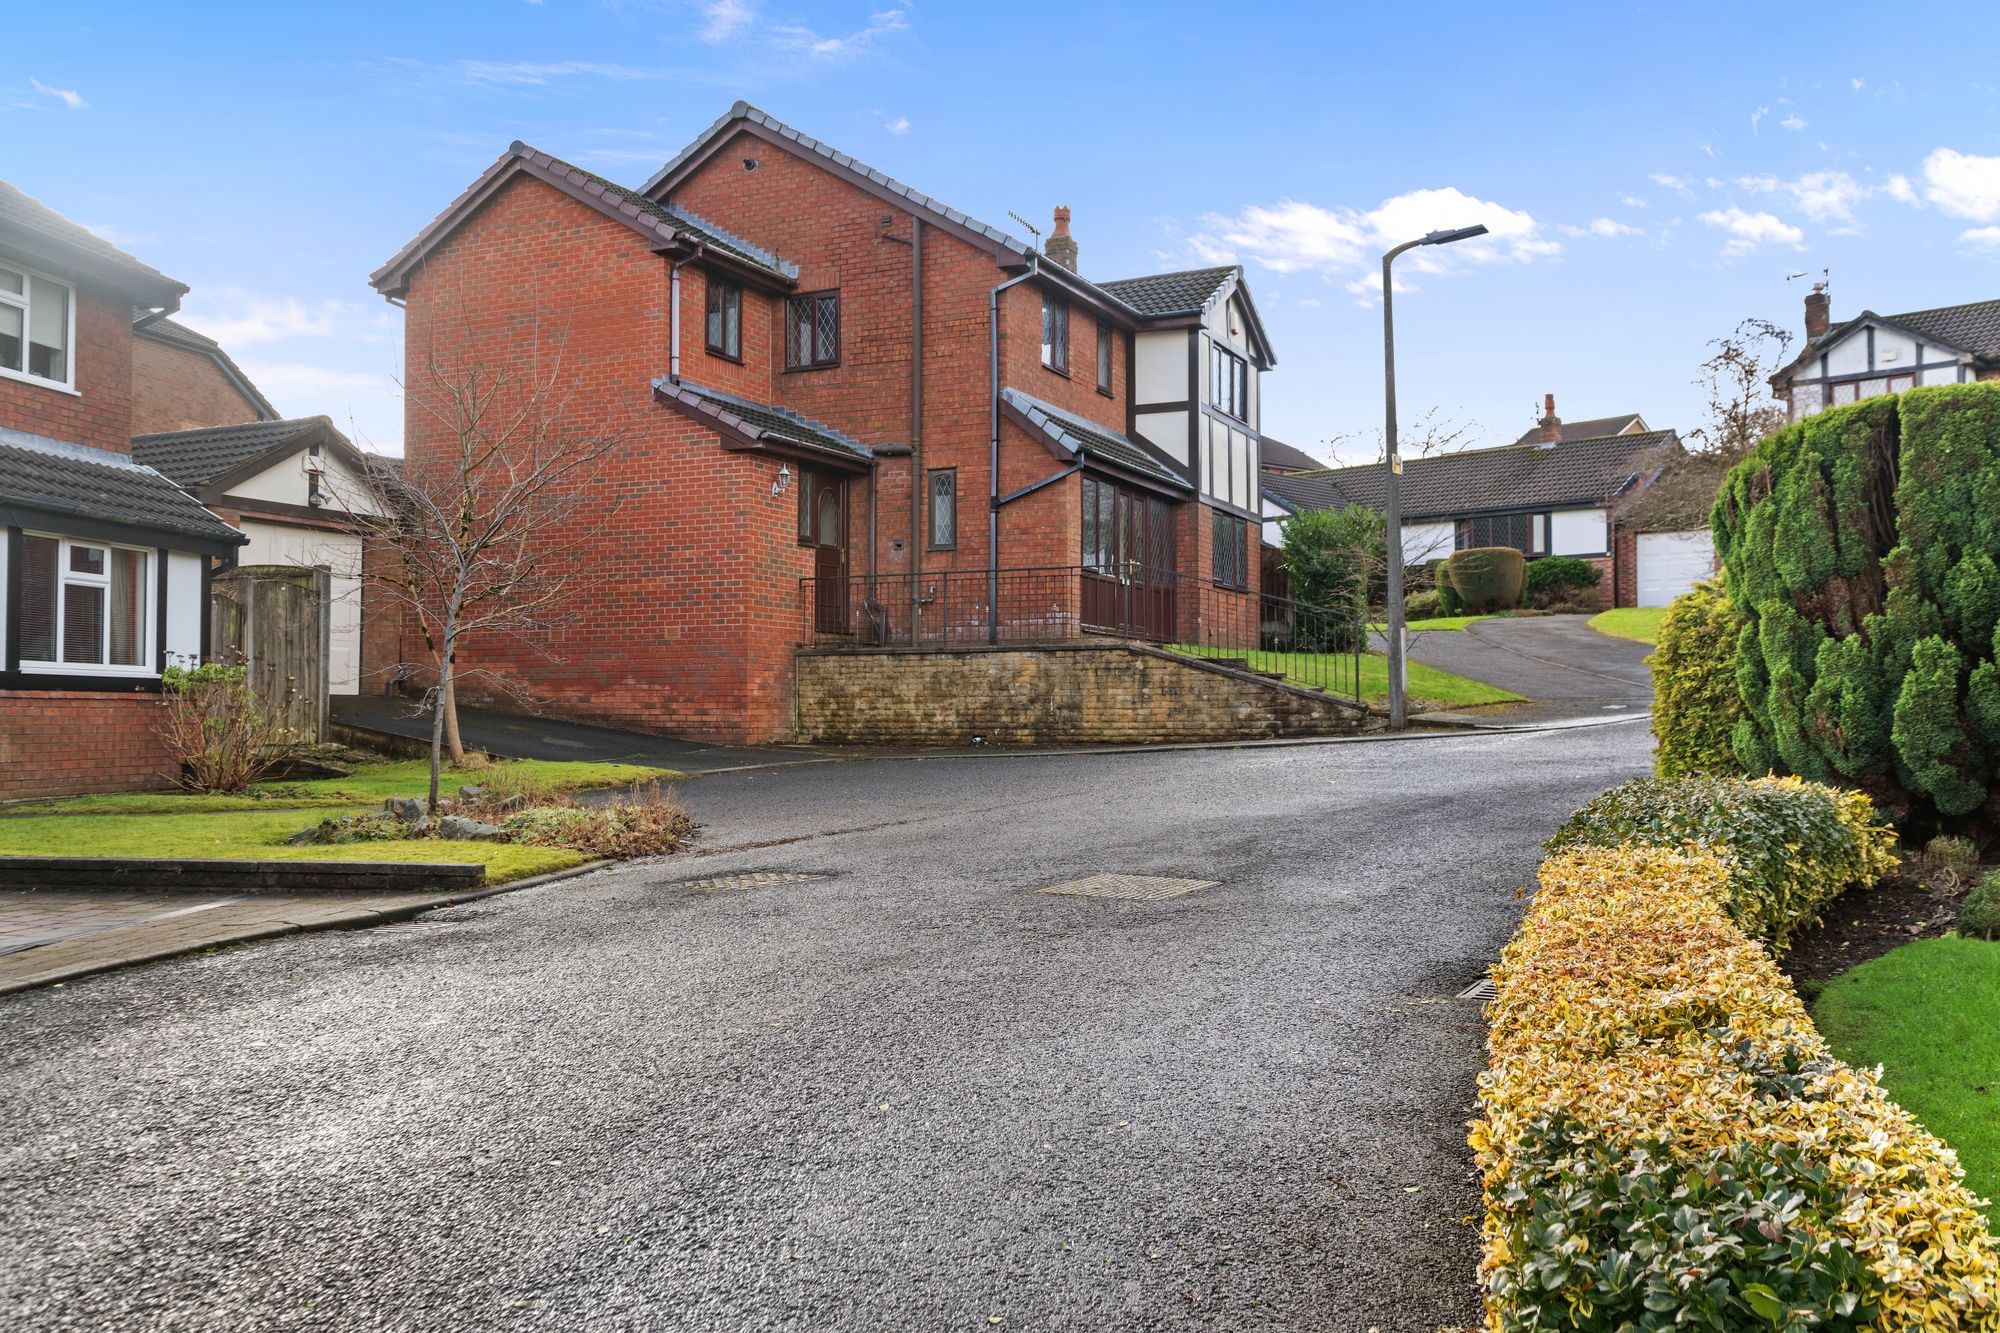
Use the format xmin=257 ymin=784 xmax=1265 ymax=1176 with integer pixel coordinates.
xmin=210 ymin=565 xmax=330 ymax=742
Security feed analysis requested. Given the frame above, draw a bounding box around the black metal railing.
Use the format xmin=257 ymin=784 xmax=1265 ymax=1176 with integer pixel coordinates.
xmin=799 ymin=564 xmax=1366 ymax=704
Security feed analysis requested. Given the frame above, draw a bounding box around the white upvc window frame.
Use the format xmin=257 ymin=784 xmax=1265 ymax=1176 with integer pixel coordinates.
xmin=0 ymin=258 xmax=79 ymax=395
xmin=16 ymin=532 xmax=156 ymax=677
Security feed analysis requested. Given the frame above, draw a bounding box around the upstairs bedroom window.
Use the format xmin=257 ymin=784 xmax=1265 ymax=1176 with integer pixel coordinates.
xmin=1096 ymin=323 xmax=1113 ymax=394
xmin=1042 ymin=295 xmax=1069 ymax=374
xmin=0 ymin=262 xmax=72 ymax=389
xmin=785 ymin=292 xmax=839 ymax=369
xmin=18 ymin=535 xmax=150 ymax=671
xmin=1209 ymin=344 xmax=1248 ymax=421
xmin=705 ymin=278 xmax=742 ymax=361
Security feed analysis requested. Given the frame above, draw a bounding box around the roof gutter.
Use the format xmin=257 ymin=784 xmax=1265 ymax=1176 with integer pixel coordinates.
xmin=988 ymin=257 xmax=1041 ymax=645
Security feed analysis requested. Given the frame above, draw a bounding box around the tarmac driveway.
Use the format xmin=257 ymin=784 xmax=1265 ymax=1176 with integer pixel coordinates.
xmin=1404 ymin=614 xmax=1654 ymax=723
xmin=0 ymin=722 xmax=1652 ymax=1332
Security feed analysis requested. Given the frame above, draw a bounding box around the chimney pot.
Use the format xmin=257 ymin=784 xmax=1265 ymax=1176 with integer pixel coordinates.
xmin=1045 ymin=205 xmax=1079 ymax=272
xmin=1805 ymin=286 xmax=1830 ymax=341
xmin=1537 ymin=392 xmax=1562 ymax=444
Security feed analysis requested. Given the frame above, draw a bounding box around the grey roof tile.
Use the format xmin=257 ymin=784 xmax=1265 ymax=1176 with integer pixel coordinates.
xmin=0 ymin=427 xmax=242 ymax=544
xmin=132 ymin=417 xmax=339 ymax=489
xmin=1838 ymin=298 xmax=2000 ymax=361
xmin=0 ymin=179 xmax=185 ymax=303
xmin=651 ymin=379 xmax=873 ymax=463
xmin=1097 ymin=267 xmax=1237 ymax=317
xmin=999 ymin=387 xmax=1190 ymax=492
xmin=1259 ymin=436 xmax=1327 ymax=473
xmin=1505 ymin=413 xmax=1646 ymax=448
xmin=1264 ymin=430 xmax=1679 ymax=520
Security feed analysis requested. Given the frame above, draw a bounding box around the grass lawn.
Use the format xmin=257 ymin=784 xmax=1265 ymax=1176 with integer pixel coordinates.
xmin=1367 ymin=615 xmax=1492 ymax=633
xmin=1173 ymin=644 xmax=1520 ymax=708
xmin=8 ymin=758 xmax=671 ymax=816
xmin=1814 ymin=936 xmax=2000 ymax=1225
xmin=1588 ymin=606 xmax=1667 ymax=644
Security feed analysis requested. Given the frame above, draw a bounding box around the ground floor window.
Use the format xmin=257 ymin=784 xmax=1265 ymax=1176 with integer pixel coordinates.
xmin=927 ymin=468 xmax=956 ymax=549
xmin=1455 ymin=512 xmax=1547 ymax=556
xmin=1211 ymin=510 xmax=1249 ymax=589
xmin=1082 ymin=477 xmax=1174 ymax=575
xmin=18 ymin=533 xmax=150 ymax=669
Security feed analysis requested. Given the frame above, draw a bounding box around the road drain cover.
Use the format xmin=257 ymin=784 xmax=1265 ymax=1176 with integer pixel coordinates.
xmin=1039 ymin=874 xmax=1221 ymax=901
xmin=1457 ymin=976 xmax=1498 ymax=1002
xmin=660 ymin=871 xmax=827 ymax=893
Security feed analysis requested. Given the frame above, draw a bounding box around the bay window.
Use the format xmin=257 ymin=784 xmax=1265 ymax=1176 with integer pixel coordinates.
xmin=18 ymin=534 xmax=150 ymax=671
xmin=0 ymin=261 xmax=73 ymax=389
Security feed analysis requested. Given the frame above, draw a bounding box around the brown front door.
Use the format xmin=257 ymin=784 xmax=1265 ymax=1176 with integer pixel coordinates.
xmin=812 ymin=477 xmax=849 ymax=634
xmin=1081 ymin=476 xmax=1177 ymax=641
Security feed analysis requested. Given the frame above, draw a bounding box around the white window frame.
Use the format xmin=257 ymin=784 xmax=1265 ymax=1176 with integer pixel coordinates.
xmin=17 ymin=532 xmax=155 ymax=677
xmin=0 ymin=259 xmax=79 ymax=395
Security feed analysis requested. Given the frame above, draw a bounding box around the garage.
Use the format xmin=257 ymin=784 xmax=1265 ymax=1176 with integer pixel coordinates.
xmin=1636 ymin=530 xmax=1715 ymax=607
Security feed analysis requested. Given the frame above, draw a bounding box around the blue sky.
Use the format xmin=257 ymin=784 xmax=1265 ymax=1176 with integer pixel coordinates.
xmin=8 ymin=2 xmax=2000 ymax=461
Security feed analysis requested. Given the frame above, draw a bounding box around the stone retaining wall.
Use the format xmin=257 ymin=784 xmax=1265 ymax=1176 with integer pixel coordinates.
xmin=795 ymin=643 xmax=1367 ymax=746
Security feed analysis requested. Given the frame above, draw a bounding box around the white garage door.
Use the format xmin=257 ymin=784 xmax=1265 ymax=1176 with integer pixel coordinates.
xmin=1636 ymin=530 xmax=1715 ymax=608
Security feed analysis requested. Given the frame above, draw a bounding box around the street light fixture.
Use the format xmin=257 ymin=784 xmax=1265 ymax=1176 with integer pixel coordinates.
xmin=1381 ymin=224 xmax=1488 ymax=730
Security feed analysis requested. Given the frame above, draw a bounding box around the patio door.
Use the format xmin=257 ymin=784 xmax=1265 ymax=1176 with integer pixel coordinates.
xmin=1081 ymin=476 xmax=1177 ymax=641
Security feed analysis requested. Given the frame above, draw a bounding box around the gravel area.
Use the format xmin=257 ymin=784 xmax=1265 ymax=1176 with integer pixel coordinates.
xmin=0 ymin=723 xmax=1651 ymax=1332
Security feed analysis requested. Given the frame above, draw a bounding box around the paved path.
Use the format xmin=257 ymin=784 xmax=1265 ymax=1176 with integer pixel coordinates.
xmin=1404 ymin=615 xmax=1653 ymax=724
xmin=0 ymin=722 xmax=1652 ymax=1331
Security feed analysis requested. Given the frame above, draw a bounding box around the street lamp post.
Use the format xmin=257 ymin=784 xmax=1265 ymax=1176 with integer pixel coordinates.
xmin=1381 ymin=224 xmax=1488 ymax=729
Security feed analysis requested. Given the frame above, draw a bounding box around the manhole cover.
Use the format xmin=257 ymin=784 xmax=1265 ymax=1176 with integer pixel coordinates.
xmin=1457 ymin=976 xmax=1498 ymax=1002
xmin=1038 ymin=874 xmax=1221 ymax=901
xmin=660 ymin=871 xmax=827 ymax=893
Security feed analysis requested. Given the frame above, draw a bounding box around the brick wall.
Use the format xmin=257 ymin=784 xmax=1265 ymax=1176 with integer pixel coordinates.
xmin=1611 ymin=524 xmax=1638 ymax=608
xmin=130 ymin=337 xmax=265 ymax=435
xmin=796 ymin=643 xmax=1363 ymax=745
xmin=0 ymin=281 xmax=133 ymax=451
xmin=0 ymin=692 xmax=177 ymax=798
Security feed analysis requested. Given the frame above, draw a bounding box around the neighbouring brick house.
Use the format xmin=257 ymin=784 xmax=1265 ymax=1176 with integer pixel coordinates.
xmin=130 ymin=314 xmax=278 ymax=435
xmin=0 ymin=180 xmax=245 ymax=797
xmin=371 ymin=102 xmax=1282 ymax=744
xmin=1262 ymin=396 xmax=1707 ymax=609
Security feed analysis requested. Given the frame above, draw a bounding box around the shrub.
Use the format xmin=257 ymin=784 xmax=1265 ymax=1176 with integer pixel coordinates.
xmin=1963 ymin=871 xmax=2000 ymax=939
xmin=1433 ymin=560 xmax=1462 ymax=615
xmin=1280 ymin=504 xmax=1382 ymax=650
xmin=299 ymin=813 xmax=411 ymax=844
xmin=155 ymin=663 xmax=293 ymax=793
xmin=1649 ymin=579 xmax=1747 ymax=777
xmin=1402 ymin=588 xmax=1443 ymax=620
xmin=1545 ymin=775 xmax=1897 ymax=947
xmin=1472 ymin=845 xmax=2000 ymax=1331
xmin=1713 ymin=382 xmax=2000 ymax=827
xmin=1445 ymin=546 xmax=1524 ymax=613
xmin=1521 ymin=555 xmax=1601 ymax=609
xmin=1916 ymin=833 xmax=1982 ymax=890
xmin=499 ymin=784 xmax=694 ymax=858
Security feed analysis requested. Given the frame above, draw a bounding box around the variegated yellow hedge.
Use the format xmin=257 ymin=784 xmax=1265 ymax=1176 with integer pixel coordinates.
xmin=1471 ymin=845 xmax=2000 ymax=1331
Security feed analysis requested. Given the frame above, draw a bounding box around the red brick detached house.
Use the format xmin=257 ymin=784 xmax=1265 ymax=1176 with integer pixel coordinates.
xmin=372 ymin=103 xmax=1279 ymax=743
xmin=0 ymin=181 xmax=245 ymax=797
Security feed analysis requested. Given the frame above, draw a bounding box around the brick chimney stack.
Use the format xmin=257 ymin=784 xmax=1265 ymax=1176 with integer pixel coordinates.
xmin=1805 ymin=284 xmax=1830 ymax=342
xmin=1537 ymin=392 xmax=1563 ymax=444
xmin=1046 ymin=205 xmax=1079 ymax=272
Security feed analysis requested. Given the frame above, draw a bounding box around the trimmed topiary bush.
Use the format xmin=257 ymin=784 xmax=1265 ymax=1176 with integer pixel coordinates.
xmin=1402 ymin=587 xmax=1443 ymax=620
xmin=1446 ymin=546 xmax=1525 ymax=613
xmin=1648 ymin=579 xmax=1746 ymax=777
xmin=1521 ymin=555 xmax=1601 ymax=609
xmin=1433 ymin=560 xmax=1461 ymax=614
xmin=1962 ymin=869 xmax=2000 ymax=939
xmin=1714 ymin=381 xmax=2000 ymax=827
xmin=1545 ymin=774 xmax=1897 ymax=947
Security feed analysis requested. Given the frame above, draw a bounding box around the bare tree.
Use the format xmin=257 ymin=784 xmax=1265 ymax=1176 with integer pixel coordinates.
xmin=341 ymin=357 xmax=622 ymax=812
xmin=1619 ymin=318 xmax=1794 ymax=532
xmin=1320 ymin=407 xmax=1481 ymax=468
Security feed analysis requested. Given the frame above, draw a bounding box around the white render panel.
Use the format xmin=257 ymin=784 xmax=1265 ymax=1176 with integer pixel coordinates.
xmin=1136 ymin=410 xmax=1188 ymax=463
xmin=238 ymin=520 xmax=365 ymax=695
xmin=1403 ymin=522 xmax=1455 ymax=566
xmin=1872 ymin=329 xmax=1919 ymax=367
xmin=1825 ymin=334 xmax=1870 ymax=376
xmin=165 ymin=551 xmax=204 ymax=668
xmin=1261 ymin=496 xmax=1286 ymax=547
xmin=230 ymin=448 xmax=384 ymax=517
xmin=1636 ymin=530 xmax=1716 ymax=607
xmin=1791 ymin=382 xmax=1825 ymax=419
xmin=1549 ymin=507 xmax=1609 ymax=556
xmin=1134 ymin=330 xmax=1188 ymax=405
xmin=1232 ymin=429 xmax=1251 ymax=510
xmin=1921 ymin=363 xmax=1967 ymax=386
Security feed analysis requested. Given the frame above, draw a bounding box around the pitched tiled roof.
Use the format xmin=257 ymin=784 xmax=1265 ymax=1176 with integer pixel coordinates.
xmin=0 ymin=180 xmax=185 ymax=304
xmin=133 ymin=315 xmax=279 ymax=421
xmin=1832 ymin=299 xmax=2000 ymax=362
xmin=1259 ymin=436 xmax=1326 ymax=473
xmin=1506 ymin=413 xmax=1646 ymax=448
xmin=371 ymin=142 xmax=796 ymax=295
xmin=1097 ymin=267 xmax=1237 ymax=317
xmin=133 ymin=417 xmax=339 ymax=490
xmin=651 ymin=379 xmax=872 ymax=464
xmin=0 ymin=427 xmax=243 ymax=544
xmin=643 ymin=102 xmax=1032 ymax=256
xmin=999 ymin=387 xmax=1190 ymax=492
xmin=1264 ymin=430 xmax=1678 ymax=520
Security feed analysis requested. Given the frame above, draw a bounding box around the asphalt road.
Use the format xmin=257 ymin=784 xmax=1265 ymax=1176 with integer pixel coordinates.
xmin=1404 ymin=615 xmax=1653 ymax=723
xmin=0 ymin=722 xmax=1652 ymax=1332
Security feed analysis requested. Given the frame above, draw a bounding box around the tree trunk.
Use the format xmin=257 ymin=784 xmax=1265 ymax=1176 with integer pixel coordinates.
xmin=427 ymin=673 xmax=446 ymax=815
xmin=443 ymin=674 xmax=465 ymax=765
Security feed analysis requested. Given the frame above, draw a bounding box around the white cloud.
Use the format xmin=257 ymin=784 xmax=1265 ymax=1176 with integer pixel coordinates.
xmin=1699 ymin=207 xmax=1804 ymax=257
xmin=29 ymin=78 xmax=85 ymax=110
xmin=452 ymin=60 xmax=658 ymax=86
xmin=238 ymin=362 xmax=404 ymax=452
xmin=770 ymin=7 xmax=909 ymax=59
xmin=1735 ymin=169 xmax=1870 ymax=223
xmin=1851 ymin=76 xmax=1866 ymax=91
xmin=1781 ymin=114 xmax=1808 ymax=132
xmin=700 ymin=0 xmax=755 ymax=42
xmin=1961 ymin=226 xmax=2000 ymax=251
xmin=1188 ymin=186 xmax=1555 ymax=303
xmin=1751 ymin=106 xmax=1769 ymax=133
xmin=1619 ymin=193 xmax=1647 ymax=209
xmin=1559 ymin=217 xmax=1642 ymax=238
xmin=1884 ymin=173 xmax=1919 ymax=205
xmin=77 ymin=221 xmax=151 ymax=247
xmin=185 ymin=295 xmax=367 ymax=346
xmin=1650 ymin=173 xmax=1694 ymax=193
xmin=1924 ymin=148 xmax=2000 ymax=221
xmin=884 ymin=115 xmax=910 ymax=134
